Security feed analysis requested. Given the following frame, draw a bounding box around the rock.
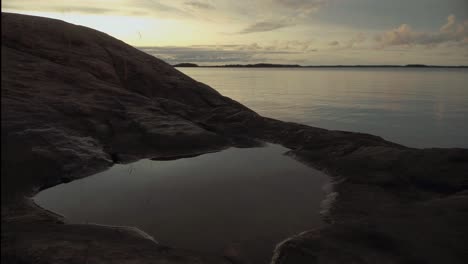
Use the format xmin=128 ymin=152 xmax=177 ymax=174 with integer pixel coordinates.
xmin=2 ymin=12 xmax=467 ymax=264
xmin=1 ymin=12 xmax=251 ymax=264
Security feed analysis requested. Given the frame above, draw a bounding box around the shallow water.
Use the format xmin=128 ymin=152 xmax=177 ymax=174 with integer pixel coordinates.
xmin=35 ymin=144 xmax=330 ymax=263
xmin=179 ymin=67 xmax=468 ymax=148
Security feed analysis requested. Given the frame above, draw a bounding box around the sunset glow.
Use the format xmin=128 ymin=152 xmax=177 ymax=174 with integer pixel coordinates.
xmin=3 ymin=0 xmax=468 ymax=65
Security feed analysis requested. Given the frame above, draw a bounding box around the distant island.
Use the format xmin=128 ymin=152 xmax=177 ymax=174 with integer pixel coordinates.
xmin=173 ymin=63 xmax=199 ymax=67
xmin=174 ymin=63 xmax=468 ymax=68
xmin=213 ymin=63 xmax=301 ymax=68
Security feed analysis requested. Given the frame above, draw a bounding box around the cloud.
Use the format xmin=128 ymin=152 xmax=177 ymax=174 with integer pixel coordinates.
xmin=266 ymin=40 xmax=317 ymax=51
xmin=138 ymin=42 xmax=317 ymax=64
xmin=346 ymin=33 xmax=366 ymax=48
xmin=440 ymin=14 xmax=456 ymax=33
xmin=139 ymin=46 xmax=253 ymax=64
xmin=184 ymin=1 xmax=215 ymax=9
xmin=375 ymin=15 xmax=468 ymax=48
xmin=273 ymin=0 xmax=327 ymax=16
xmin=2 ymin=2 xmax=116 ymax=14
xmin=236 ymin=0 xmax=328 ymax=34
xmin=238 ymin=20 xmax=292 ymax=34
xmin=326 ymin=34 xmax=366 ymax=50
xmin=2 ymin=0 xmax=192 ymax=18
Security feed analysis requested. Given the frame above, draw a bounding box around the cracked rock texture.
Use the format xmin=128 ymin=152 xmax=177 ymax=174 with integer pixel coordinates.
xmin=2 ymin=12 xmax=468 ymax=264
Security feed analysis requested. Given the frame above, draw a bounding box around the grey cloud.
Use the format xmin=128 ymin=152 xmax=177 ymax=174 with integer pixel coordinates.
xmin=273 ymin=0 xmax=327 ymax=16
xmin=346 ymin=33 xmax=366 ymax=48
xmin=2 ymin=0 xmax=190 ymax=17
xmin=124 ymin=0 xmax=193 ymax=17
xmin=139 ymin=46 xmax=254 ymax=64
xmin=327 ymin=34 xmax=366 ymax=50
xmin=184 ymin=1 xmax=215 ymax=9
xmin=375 ymin=15 xmax=468 ymax=48
xmin=239 ymin=20 xmax=292 ymax=34
xmin=2 ymin=2 xmax=116 ymax=14
xmin=235 ymin=0 xmax=327 ymax=35
xmin=138 ymin=43 xmax=314 ymax=64
xmin=267 ymin=40 xmax=316 ymax=51
xmin=274 ymin=0 xmax=326 ymax=9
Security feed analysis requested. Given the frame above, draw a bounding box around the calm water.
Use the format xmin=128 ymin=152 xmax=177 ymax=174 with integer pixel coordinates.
xmin=35 ymin=144 xmax=330 ymax=264
xmin=180 ymin=67 xmax=468 ymax=148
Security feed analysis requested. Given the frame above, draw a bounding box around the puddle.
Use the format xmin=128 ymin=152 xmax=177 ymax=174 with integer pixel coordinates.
xmin=35 ymin=143 xmax=330 ymax=263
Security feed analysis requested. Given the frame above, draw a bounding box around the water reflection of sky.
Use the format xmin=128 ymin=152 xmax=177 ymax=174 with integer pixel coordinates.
xmin=35 ymin=144 xmax=330 ymax=264
xmin=180 ymin=68 xmax=468 ymax=148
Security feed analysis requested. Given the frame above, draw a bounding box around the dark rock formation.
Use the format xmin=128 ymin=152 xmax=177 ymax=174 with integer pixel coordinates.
xmin=2 ymin=12 xmax=467 ymax=264
xmin=1 ymin=12 xmax=252 ymax=264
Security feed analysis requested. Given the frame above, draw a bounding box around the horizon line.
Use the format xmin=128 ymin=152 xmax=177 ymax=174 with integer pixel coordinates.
xmin=173 ymin=63 xmax=468 ymax=68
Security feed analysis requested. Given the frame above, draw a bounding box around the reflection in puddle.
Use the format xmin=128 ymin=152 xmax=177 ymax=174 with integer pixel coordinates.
xmin=35 ymin=144 xmax=330 ymax=263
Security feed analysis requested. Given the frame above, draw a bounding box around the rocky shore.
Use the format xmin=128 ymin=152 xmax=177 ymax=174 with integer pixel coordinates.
xmin=2 ymin=13 xmax=467 ymax=264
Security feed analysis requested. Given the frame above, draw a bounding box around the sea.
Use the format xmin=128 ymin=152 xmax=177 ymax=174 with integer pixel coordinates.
xmin=179 ymin=67 xmax=468 ymax=148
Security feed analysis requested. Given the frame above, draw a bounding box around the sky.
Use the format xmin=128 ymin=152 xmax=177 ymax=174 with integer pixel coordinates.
xmin=3 ymin=0 xmax=468 ymax=65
